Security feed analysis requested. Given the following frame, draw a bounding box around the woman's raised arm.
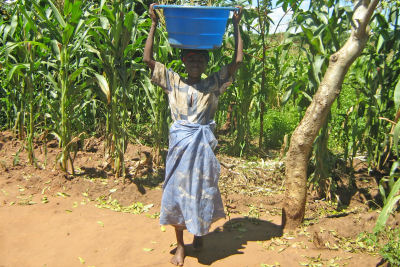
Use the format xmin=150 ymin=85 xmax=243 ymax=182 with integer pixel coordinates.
xmin=143 ymin=3 xmax=158 ymax=71
xmin=228 ymin=6 xmax=243 ymax=77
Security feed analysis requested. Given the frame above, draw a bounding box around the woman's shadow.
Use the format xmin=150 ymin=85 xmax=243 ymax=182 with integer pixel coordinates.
xmin=180 ymin=217 xmax=283 ymax=265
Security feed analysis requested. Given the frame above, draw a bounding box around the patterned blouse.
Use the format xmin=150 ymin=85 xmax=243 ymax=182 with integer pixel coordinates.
xmin=151 ymin=61 xmax=233 ymax=125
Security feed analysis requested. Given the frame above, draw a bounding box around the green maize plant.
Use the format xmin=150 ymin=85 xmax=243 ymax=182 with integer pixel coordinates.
xmin=254 ymin=0 xmax=299 ymax=151
xmin=233 ymin=0 xmax=287 ymax=156
xmin=210 ymin=48 xmax=235 ymax=140
xmin=0 ymin=1 xmax=50 ymax=165
xmin=266 ymin=42 xmax=304 ymax=149
xmin=141 ymin=73 xmax=170 ymax=164
xmin=140 ymin=3 xmax=174 ymax=165
xmin=255 ymin=0 xmax=270 ymax=149
xmin=340 ymin=3 xmax=400 ymax=174
xmin=30 ymin=0 xmax=95 ymax=174
xmin=0 ymin=11 xmax=26 ymax=140
xmin=89 ymin=0 xmax=150 ymax=176
xmin=0 ymin=3 xmax=11 ymax=130
xmin=210 ymin=1 xmax=261 ymax=156
xmin=231 ymin=56 xmax=258 ymax=156
xmin=226 ymin=4 xmax=260 ymax=156
xmin=374 ymin=160 xmax=400 ymax=233
xmin=373 ymin=78 xmax=400 ymax=231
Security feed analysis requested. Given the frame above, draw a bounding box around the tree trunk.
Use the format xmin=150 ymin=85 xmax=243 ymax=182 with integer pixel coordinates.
xmin=282 ymin=0 xmax=380 ymax=230
xmin=257 ymin=0 xmax=266 ymax=149
xmin=220 ymin=102 xmax=235 ymax=134
xmin=55 ymin=0 xmax=64 ymax=11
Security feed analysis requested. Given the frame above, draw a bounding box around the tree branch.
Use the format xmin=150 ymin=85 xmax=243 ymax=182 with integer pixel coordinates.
xmin=353 ymin=0 xmax=380 ymax=38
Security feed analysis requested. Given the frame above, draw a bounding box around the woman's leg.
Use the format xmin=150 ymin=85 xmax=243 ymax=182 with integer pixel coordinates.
xmin=170 ymin=226 xmax=185 ymax=266
xmin=193 ymin=236 xmax=203 ymax=251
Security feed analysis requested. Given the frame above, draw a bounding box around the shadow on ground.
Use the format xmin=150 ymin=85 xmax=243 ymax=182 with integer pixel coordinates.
xmin=78 ymin=167 xmax=108 ymax=179
xmin=179 ymin=217 xmax=282 ymax=265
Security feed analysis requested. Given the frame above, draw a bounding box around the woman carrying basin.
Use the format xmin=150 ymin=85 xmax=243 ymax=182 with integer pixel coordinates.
xmin=143 ymin=3 xmax=243 ymax=266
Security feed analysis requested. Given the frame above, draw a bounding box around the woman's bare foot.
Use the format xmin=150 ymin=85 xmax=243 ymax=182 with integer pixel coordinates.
xmin=193 ymin=236 xmax=203 ymax=251
xmin=171 ymin=227 xmax=185 ymax=266
xmin=170 ymin=244 xmax=185 ymax=266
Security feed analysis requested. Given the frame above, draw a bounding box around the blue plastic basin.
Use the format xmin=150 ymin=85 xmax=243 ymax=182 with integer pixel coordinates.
xmin=154 ymin=5 xmax=238 ymax=50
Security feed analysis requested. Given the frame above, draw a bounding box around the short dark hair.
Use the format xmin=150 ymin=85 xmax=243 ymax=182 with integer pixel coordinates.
xmin=181 ymin=49 xmax=209 ymax=62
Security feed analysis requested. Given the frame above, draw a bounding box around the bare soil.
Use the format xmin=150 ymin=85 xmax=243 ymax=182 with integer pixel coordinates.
xmin=0 ymin=131 xmax=397 ymax=267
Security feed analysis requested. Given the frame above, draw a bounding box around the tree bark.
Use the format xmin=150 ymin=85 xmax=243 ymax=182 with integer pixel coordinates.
xmin=257 ymin=0 xmax=267 ymax=149
xmin=55 ymin=0 xmax=64 ymax=11
xmin=282 ymin=0 xmax=380 ymax=230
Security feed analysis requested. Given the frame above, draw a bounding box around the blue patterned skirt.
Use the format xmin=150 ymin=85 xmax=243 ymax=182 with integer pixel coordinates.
xmin=159 ymin=120 xmax=225 ymax=236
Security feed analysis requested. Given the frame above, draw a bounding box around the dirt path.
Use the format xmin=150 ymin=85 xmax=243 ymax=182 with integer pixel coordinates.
xmin=0 ymin=131 xmax=386 ymax=266
xmin=0 ymin=192 xmax=380 ymax=267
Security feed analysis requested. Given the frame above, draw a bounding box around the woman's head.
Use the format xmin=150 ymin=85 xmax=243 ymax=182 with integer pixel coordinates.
xmin=181 ymin=49 xmax=209 ymax=79
xmin=181 ymin=49 xmax=209 ymax=63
